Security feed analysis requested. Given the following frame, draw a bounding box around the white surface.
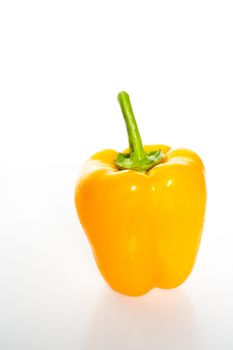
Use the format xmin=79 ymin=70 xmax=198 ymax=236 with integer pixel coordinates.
xmin=1 ymin=1 xmax=233 ymax=349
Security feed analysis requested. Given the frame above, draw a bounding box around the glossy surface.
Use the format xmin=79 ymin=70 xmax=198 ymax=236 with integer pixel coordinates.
xmin=75 ymin=145 xmax=206 ymax=296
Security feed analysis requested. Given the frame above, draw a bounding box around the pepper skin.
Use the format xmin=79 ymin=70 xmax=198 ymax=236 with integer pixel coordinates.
xmin=75 ymin=92 xmax=206 ymax=296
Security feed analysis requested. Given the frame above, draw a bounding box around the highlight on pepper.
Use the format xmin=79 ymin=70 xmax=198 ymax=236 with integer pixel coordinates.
xmin=75 ymin=91 xmax=207 ymax=296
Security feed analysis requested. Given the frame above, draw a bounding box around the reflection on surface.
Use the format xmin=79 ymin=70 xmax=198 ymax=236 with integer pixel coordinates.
xmin=84 ymin=287 xmax=196 ymax=350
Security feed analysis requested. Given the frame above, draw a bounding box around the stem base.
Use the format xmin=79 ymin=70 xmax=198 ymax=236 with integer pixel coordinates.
xmin=115 ymin=149 xmax=163 ymax=172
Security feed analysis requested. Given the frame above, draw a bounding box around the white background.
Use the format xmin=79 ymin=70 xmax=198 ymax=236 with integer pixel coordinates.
xmin=0 ymin=1 xmax=233 ymax=349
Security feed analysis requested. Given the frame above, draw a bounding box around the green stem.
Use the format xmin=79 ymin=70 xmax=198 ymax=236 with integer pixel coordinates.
xmin=117 ymin=91 xmax=146 ymax=161
xmin=114 ymin=91 xmax=163 ymax=172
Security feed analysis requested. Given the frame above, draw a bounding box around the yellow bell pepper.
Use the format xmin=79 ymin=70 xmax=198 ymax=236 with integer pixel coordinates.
xmin=75 ymin=91 xmax=206 ymax=296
